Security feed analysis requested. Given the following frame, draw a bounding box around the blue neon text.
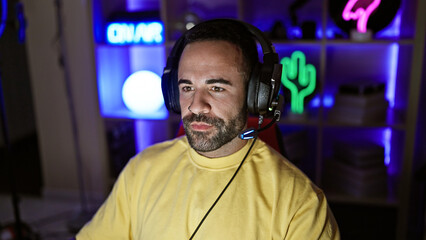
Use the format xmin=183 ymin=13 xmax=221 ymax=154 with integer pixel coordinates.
xmin=106 ymin=21 xmax=164 ymax=45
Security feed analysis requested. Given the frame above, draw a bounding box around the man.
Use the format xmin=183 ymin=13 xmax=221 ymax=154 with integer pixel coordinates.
xmin=76 ymin=19 xmax=340 ymax=239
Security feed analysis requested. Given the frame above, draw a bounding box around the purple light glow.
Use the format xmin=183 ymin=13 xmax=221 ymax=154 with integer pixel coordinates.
xmin=0 ymin=0 xmax=7 ymax=38
xmin=382 ymin=13 xmax=401 ymax=170
xmin=127 ymin=0 xmax=158 ymax=11
xmin=134 ymin=120 xmax=151 ymax=153
xmin=310 ymin=94 xmax=334 ymax=108
xmin=383 ymin=128 xmax=391 ymax=167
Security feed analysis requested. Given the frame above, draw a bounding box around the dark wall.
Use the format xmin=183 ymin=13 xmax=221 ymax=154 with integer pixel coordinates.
xmin=409 ymin=27 xmax=426 ymax=239
xmin=0 ymin=0 xmax=42 ymax=195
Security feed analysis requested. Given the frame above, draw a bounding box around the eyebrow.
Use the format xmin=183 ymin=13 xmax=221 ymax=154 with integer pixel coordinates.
xmin=178 ymin=79 xmax=192 ymax=85
xmin=206 ymin=78 xmax=232 ymax=86
xmin=177 ymin=78 xmax=233 ymax=86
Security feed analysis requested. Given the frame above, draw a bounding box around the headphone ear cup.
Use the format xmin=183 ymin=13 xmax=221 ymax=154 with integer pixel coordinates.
xmin=162 ymin=34 xmax=187 ymax=114
xmin=246 ymin=63 xmax=260 ymax=114
xmin=257 ymin=63 xmax=275 ymax=116
xmin=170 ymin=68 xmax=181 ymax=113
xmin=248 ymin=62 xmax=280 ymax=116
xmin=161 ymin=66 xmax=181 ymax=114
xmin=161 ymin=68 xmax=172 ymax=111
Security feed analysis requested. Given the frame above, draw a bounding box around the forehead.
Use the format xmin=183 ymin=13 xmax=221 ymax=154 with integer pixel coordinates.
xmin=178 ymin=40 xmax=244 ymax=80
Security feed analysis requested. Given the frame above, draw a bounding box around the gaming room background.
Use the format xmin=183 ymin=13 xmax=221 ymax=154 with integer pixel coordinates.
xmin=0 ymin=0 xmax=425 ymax=239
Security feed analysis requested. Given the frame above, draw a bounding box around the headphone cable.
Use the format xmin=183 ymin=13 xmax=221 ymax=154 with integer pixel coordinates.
xmin=188 ymin=137 xmax=258 ymax=240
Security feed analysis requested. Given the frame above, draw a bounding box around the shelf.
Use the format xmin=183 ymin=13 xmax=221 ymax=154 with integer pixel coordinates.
xmin=323 ymin=174 xmax=400 ymax=207
xmin=278 ymin=115 xmax=406 ymax=129
xmin=322 ymin=121 xmax=406 ymax=130
xmin=278 ymin=117 xmax=319 ymax=126
xmin=165 ymin=38 xmax=414 ymax=48
xmin=325 ymin=39 xmax=415 ymax=46
xmin=94 ymin=0 xmax=424 ymax=238
xmin=272 ymin=38 xmax=414 ymax=46
xmin=271 ymin=40 xmax=323 ymax=46
xmin=325 ymin=191 xmax=398 ymax=207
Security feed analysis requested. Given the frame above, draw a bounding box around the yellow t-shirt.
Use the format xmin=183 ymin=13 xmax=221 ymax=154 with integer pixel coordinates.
xmin=77 ymin=137 xmax=340 ymax=239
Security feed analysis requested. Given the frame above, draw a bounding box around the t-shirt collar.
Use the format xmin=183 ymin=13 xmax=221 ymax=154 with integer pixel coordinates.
xmin=188 ymin=138 xmax=255 ymax=170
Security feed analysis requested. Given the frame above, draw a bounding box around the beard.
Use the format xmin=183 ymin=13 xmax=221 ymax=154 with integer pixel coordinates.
xmin=183 ymin=106 xmax=247 ymax=153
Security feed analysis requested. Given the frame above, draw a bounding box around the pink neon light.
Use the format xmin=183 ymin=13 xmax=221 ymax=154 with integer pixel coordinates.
xmin=342 ymin=0 xmax=381 ymax=33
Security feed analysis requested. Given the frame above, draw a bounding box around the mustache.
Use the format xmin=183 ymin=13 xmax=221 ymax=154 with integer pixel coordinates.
xmin=183 ymin=113 xmax=224 ymax=126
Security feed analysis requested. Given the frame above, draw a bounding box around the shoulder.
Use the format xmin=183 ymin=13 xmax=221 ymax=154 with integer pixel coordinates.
xmin=250 ymin=140 xmax=333 ymax=222
xmin=250 ymin=138 xmax=321 ymax=196
xmin=123 ymin=137 xmax=189 ymax=174
xmin=251 ymin=139 xmax=306 ymax=178
xmin=137 ymin=136 xmax=189 ymax=159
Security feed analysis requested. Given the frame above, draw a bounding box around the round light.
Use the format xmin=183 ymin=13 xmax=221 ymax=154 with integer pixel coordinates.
xmin=122 ymin=70 xmax=164 ymax=115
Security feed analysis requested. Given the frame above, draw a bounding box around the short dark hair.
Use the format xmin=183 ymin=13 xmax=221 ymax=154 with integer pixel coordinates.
xmin=182 ymin=20 xmax=259 ymax=82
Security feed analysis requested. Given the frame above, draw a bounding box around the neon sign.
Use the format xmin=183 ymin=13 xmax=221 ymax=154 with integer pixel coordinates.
xmin=342 ymin=0 xmax=381 ymax=33
xmin=281 ymin=51 xmax=316 ymax=114
xmin=106 ymin=21 xmax=164 ymax=45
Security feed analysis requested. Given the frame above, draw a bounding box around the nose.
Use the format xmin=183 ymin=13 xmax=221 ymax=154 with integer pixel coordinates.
xmin=188 ymin=90 xmax=211 ymax=115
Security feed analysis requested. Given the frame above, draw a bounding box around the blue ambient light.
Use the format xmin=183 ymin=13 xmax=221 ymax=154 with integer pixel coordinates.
xmin=0 ymin=0 xmax=7 ymax=38
xmin=106 ymin=21 xmax=164 ymax=45
xmin=122 ymin=70 xmax=165 ymax=116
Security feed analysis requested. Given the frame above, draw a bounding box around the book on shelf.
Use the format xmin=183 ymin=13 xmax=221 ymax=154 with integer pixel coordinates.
xmin=333 ymin=92 xmax=387 ymax=108
xmin=323 ymin=140 xmax=388 ymax=198
xmin=328 ymin=96 xmax=389 ymax=125
xmin=328 ymin=81 xmax=389 ymax=125
xmin=329 ymin=102 xmax=388 ymax=124
xmin=325 ymin=158 xmax=387 ymax=181
xmin=333 ymin=141 xmax=385 ymax=168
xmin=323 ymin=174 xmax=387 ymax=198
xmin=338 ymin=81 xmax=385 ymax=96
xmin=323 ymin=160 xmax=388 ymax=198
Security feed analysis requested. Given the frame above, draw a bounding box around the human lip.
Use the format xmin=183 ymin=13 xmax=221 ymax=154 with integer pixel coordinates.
xmin=190 ymin=122 xmax=213 ymax=131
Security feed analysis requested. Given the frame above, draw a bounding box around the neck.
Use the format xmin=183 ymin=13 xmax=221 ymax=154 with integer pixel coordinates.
xmin=196 ymin=136 xmax=247 ymax=158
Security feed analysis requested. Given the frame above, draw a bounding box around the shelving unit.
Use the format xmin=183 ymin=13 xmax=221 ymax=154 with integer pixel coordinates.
xmin=93 ymin=0 xmax=425 ymax=239
xmin=160 ymin=0 xmax=425 ymax=239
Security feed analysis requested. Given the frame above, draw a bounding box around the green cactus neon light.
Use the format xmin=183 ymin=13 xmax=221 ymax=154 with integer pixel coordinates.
xmin=281 ymin=51 xmax=317 ymax=114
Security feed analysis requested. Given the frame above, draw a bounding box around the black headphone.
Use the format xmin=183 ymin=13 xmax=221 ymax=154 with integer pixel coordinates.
xmin=161 ymin=19 xmax=283 ymax=117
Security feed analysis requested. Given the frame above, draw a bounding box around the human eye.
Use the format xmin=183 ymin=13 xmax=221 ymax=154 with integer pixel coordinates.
xmin=181 ymin=86 xmax=194 ymax=92
xmin=210 ymin=86 xmax=225 ymax=92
